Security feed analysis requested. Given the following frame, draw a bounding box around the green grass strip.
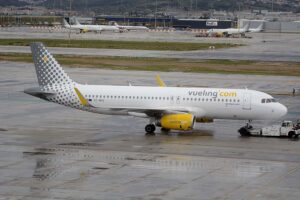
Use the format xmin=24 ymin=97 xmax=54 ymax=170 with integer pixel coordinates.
xmin=0 ymin=53 xmax=299 ymax=76
xmin=0 ymin=38 xmax=240 ymax=51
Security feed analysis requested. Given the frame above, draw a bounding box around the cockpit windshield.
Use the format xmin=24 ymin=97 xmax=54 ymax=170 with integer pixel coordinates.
xmin=261 ymin=98 xmax=277 ymax=103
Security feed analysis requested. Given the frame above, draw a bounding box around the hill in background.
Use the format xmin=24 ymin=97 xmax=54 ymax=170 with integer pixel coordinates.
xmin=1 ymin=0 xmax=299 ymax=14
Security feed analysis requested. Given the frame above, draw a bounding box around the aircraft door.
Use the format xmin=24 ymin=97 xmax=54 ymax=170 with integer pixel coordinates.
xmin=170 ymin=96 xmax=174 ymax=104
xmin=242 ymin=92 xmax=251 ymax=110
xmin=176 ymin=96 xmax=181 ymax=104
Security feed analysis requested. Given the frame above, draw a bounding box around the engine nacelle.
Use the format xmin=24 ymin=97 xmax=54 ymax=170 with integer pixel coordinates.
xmin=156 ymin=114 xmax=195 ymax=131
xmin=196 ymin=117 xmax=214 ymax=123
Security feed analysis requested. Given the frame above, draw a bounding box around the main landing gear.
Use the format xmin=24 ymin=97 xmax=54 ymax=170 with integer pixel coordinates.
xmin=145 ymin=124 xmax=156 ymax=135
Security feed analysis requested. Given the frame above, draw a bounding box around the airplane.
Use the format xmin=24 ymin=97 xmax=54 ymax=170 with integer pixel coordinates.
xmin=207 ymin=22 xmax=250 ymax=37
xmin=247 ymin=23 xmax=264 ymax=33
xmin=108 ymin=21 xmax=149 ymax=32
xmin=62 ymin=18 xmax=119 ymax=33
xmin=24 ymin=43 xmax=288 ymax=134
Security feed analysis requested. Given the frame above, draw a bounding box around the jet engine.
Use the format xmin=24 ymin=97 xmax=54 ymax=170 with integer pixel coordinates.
xmin=156 ymin=114 xmax=195 ymax=131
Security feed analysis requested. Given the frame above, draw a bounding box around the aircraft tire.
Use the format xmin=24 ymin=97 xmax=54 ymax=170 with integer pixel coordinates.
xmin=239 ymin=127 xmax=250 ymax=137
xmin=145 ymin=124 xmax=156 ymax=134
xmin=288 ymin=131 xmax=296 ymax=138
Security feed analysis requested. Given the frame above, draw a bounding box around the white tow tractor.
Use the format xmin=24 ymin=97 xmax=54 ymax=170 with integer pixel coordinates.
xmin=239 ymin=120 xmax=300 ymax=138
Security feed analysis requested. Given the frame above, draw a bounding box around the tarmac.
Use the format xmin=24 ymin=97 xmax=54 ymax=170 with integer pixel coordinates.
xmin=0 ymin=27 xmax=300 ymax=62
xmin=1 ymin=61 xmax=300 ymax=199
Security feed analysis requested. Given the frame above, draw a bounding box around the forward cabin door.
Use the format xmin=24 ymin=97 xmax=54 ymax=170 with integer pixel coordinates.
xmin=170 ymin=96 xmax=181 ymax=104
xmin=242 ymin=92 xmax=251 ymax=110
xmin=176 ymin=96 xmax=181 ymax=104
xmin=170 ymin=96 xmax=174 ymax=104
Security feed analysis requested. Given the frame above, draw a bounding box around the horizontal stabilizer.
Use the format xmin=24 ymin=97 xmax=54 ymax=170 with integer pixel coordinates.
xmin=24 ymin=87 xmax=56 ymax=99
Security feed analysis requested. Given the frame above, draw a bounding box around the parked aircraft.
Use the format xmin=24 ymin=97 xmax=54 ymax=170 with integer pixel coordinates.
xmin=108 ymin=21 xmax=149 ymax=32
xmin=25 ymin=43 xmax=287 ymax=134
xmin=63 ymin=18 xmax=119 ymax=33
xmin=208 ymin=23 xmax=250 ymax=37
xmin=248 ymin=23 xmax=264 ymax=33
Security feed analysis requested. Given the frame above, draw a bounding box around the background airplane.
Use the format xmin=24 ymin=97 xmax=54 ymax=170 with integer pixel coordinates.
xmin=248 ymin=23 xmax=264 ymax=33
xmin=208 ymin=22 xmax=250 ymax=37
xmin=25 ymin=43 xmax=287 ymax=134
xmin=108 ymin=21 xmax=149 ymax=32
xmin=63 ymin=18 xmax=119 ymax=33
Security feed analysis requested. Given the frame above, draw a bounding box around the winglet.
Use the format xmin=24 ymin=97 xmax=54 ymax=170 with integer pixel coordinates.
xmin=74 ymin=87 xmax=89 ymax=106
xmin=156 ymin=75 xmax=166 ymax=87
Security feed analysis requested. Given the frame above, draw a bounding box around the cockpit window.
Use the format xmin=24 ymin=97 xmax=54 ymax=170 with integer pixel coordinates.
xmin=261 ymin=98 xmax=277 ymax=103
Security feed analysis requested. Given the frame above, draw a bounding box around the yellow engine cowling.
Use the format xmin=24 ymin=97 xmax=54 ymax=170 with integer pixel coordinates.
xmin=157 ymin=114 xmax=195 ymax=131
xmin=80 ymin=28 xmax=89 ymax=33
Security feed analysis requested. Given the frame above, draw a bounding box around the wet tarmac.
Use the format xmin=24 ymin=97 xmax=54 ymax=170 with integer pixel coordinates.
xmin=0 ymin=27 xmax=300 ymax=62
xmin=1 ymin=61 xmax=300 ymax=199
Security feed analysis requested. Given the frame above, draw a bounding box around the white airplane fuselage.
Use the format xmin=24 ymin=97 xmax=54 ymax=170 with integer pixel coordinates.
xmin=75 ymin=84 xmax=287 ymax=121
xmin=208 ymin=28 xmax=248 ymax=36
xmin=65 ymin=23 xmax=119 ymax=32
xmin=117 ymin=25 xmax=149 ymax=31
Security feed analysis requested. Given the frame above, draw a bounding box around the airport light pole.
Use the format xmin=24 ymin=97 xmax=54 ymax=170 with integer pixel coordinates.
xmin=68 ymin=0 xmax=72 ymax=43
xmin=154 ymin=0 xmax=157 ymax=29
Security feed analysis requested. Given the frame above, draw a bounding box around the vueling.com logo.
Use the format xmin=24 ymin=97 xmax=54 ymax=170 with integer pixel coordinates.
xmin=188 ymin=90 xmax=237 ymax=98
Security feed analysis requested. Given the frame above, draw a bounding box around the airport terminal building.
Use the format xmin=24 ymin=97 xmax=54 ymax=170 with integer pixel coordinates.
xmin=95 ymin=16 xmax=232 ymax=29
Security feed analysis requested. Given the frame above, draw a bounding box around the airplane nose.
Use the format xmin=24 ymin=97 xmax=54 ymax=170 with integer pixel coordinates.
xmin=279 ymin=104 xmax=288 ymax=117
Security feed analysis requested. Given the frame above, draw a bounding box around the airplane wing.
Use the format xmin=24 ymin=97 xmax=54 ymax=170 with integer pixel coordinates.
xmin=156 ymin=75 xmax=166 ymax=87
